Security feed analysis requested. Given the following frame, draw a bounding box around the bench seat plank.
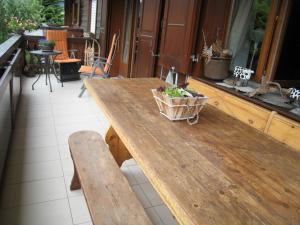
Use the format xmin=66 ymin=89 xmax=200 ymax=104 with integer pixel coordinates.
xmin=69 ymin=131 xmax=153 ymax=225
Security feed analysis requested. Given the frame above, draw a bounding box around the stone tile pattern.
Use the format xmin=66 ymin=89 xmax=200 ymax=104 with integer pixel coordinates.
xmin=0 ymin=77 xmax=179 ymax=225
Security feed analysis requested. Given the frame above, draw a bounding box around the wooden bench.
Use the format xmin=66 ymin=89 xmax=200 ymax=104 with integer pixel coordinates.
xmin=68 ymin=131 xmax=153 ymax=225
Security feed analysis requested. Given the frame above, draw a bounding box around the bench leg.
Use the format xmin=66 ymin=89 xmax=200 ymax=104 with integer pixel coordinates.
xmin=70 ymin=165 xmax=81 ymax=190
xmin=105 ymin=126 xmax=132 ymax=167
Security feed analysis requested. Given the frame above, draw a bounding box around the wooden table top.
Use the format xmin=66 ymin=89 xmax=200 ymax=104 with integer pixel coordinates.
xmin=85 ymin=78 xmax=300 ymax=225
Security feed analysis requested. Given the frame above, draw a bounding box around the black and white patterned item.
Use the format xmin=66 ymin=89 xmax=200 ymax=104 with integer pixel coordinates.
xmin=234 ymin=66 xmax=254 ymax=86
xmin=290 ymin=88 xmax=300 ymax=101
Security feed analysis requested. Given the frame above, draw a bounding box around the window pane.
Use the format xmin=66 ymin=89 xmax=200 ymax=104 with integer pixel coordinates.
xmin=90 ymin=0 xmax=97 ymax=34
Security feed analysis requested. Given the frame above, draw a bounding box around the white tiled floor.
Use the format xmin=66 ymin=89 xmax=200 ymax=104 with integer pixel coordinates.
xmin=0 ymin=76 xmax=179 ymax=225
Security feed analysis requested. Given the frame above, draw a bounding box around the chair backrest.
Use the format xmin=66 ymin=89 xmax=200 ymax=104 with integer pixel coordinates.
xmin=46 ymin=30 xmax=69 ymax=60
xmin=84 ymin=38 xmax=101 ymax=66
xmin=104 ymin=34 xmax=119 ymax=74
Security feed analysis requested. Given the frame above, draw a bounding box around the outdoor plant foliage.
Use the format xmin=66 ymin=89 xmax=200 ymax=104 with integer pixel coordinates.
xmin=42 ymin=0 xmax=64 ymax=25
xmin=0 ymin=0 xmax=64 ymax=44
xmin=0 ymin=0 xmax=43 ymax=43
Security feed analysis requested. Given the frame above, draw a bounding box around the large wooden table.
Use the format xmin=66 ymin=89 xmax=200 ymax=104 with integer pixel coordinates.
xmin=84 ymin=78 xmax=300 ymax=225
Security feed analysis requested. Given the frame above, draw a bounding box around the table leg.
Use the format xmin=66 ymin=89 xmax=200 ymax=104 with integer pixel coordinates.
xmin=32 ymin=73 xmax=42 ymax=90
xmin=48 ymin=71 xmax=52 ymax=92
xmin=45 ymin=56 xmax=53 ymax=92
xmin=105 ymin=126 xmax=132 ymax=167
xmin=70 ymin=164 xmax=81 ymax=190
xmin=52 ymin=64 xmax=63 ymax=87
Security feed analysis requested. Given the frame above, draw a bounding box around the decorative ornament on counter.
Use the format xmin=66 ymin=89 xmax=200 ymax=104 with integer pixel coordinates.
xmin=289 ymin=88 xmax=300 ymax=102
xmin=289 ymin=88 xmax=300 ymax=99
xmin=233 ymin=66 xmax=254 ymax=87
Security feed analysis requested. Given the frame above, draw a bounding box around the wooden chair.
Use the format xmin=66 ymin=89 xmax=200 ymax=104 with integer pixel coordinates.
xmin=83 ymin=38 xmax=101 ymax=66
xmin=78 ymin=34 xmax=119 ymax=97
xmin=46 ymin=30 xmax=81 ymax=81
xmin=68 ymin=131 xmax=153 ymax=225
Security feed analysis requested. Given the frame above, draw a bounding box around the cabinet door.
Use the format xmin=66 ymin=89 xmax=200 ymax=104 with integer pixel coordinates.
xmin=159 ymin=0 xmax=201 ymax=74
xmin=132 ymin=0 xmax=162 ymax=78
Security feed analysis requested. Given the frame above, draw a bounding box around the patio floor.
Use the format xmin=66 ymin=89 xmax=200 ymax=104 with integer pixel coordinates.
xmin=0 ymin=76 xmax=179 ymax=225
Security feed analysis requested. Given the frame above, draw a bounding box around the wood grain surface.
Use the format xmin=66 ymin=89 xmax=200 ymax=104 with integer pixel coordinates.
xmin=84 ymin=78 xmax=300 ymax=225
xmin=69 ymin=131 xmax=153 ymax=225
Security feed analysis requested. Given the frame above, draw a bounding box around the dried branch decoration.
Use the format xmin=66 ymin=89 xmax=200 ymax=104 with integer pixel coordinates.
xmin=202 ymin=30 xmax=212 ymax=64
xmin=202 ymin=29 xmax=232 ymax=64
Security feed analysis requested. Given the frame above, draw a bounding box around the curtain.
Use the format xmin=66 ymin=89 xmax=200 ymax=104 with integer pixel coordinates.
xmin=228 ymin=0 xmax=254 ymax=68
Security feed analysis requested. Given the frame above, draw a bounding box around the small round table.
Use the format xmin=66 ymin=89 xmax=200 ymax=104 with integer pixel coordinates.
xmin=30 ymin=50 xmax=63 ymax=92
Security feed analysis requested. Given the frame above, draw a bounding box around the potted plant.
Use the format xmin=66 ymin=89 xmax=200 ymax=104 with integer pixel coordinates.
xmin=39 ymin=40 xmax=55 ymax=52
xmin=202 ymin=31 xmax=232 ymax=80
xmin=24 ymin=50 xmax=42 ymax=77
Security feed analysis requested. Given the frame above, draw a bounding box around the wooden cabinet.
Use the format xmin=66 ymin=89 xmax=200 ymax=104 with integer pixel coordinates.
xmin=188 ymin=77 xmax=300 ymax=151
xmin=266 ymin=114 xmax=300 ymax=150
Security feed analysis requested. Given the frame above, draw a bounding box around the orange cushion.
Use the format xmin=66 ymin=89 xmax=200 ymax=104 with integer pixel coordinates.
xmin=55 ymin=59 xmax=81 ymax=63
xmin=79 ymin=65 xmax=103 ymax=75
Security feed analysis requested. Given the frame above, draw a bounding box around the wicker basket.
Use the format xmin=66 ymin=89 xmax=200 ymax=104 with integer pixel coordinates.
xmin=152 ymin=89 xmax=208 ymax=125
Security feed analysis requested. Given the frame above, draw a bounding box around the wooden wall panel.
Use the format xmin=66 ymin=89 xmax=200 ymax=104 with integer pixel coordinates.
xmin=106 ymin=0 xmax=125 ymax=76
xmin=132 ymin=0 xmax=162 ymax=78
xmin=266 ymin=114 xmax=300 ymax=151
xmin=159 ymin=0 xmax=201 ymax=74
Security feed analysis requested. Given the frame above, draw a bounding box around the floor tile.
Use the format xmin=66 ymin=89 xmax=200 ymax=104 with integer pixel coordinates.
xmin=15 ymin=117 xmax=54 ymax=129
xmin=69 ymin=195 xmax=91 ymax=224
xmin=4 ymin=160 xmax=63 ymax=184
xmin=0 ymin=198 xmax=73 ymax=225
xmin=154 ymin=205 xmax=179 ymax=225
xmin=13 ymin=125 xmax=56 ymax=138
xmin=52 ymin=103 xmax=94 ymax=117
xmin=16 ymin=108 xmax=52 ymax=120
xmin=128 ymin=165 xmax=149 ymax=184
xmin=140 ymin=182 xmax=164 ymax=207
xmin=18 ymin=103 xmax=52 ymax=113
xmin=58 ymin=145 xmax=71 ymax=159
xmin=61 ymin=158 xmax=74 ymax=176
xmin=131 ymin=185 xmax=151 ymax=208
xmin=11 ymin=134 xmax=57 ymax=150
xmin=0 ymin=177 xmax=67 ymax=209
xmin=120 ymin=166 xmax=138 ymax=186
xmin=122 ymin=158 xmax=137 ymax=167
xmin=8 ymin=147 xmax=60 ymax=165
xmin=53 ymin=115 xmax=99 ymax=127
xmin=64 ymin=175 xmax=83 ymax=197
xmin=77 ymin=222 xmax=93 ymax=225
xmin=145 ymin=207 xmax=164 ymax=225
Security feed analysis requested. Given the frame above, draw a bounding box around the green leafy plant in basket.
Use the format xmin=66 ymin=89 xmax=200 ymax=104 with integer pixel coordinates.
xmin=39 ymin=39 xmax=55 ymax=52
xmin=157 ymin=85 xmax=204 ymax=98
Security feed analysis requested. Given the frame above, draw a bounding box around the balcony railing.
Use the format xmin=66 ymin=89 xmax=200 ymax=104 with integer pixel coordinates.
xmin=0 ymin=34 xmax=23 ymax=180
